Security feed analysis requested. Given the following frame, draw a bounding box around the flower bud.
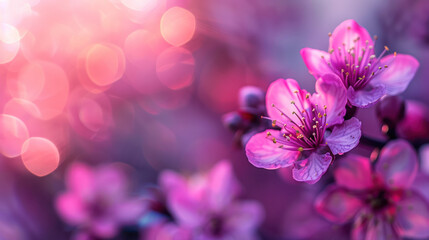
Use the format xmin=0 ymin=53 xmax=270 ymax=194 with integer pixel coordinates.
xmin=239 ymin=86 xmax=264 ymax=112
xmin=376 ymin=96 xmax=405 ymax=126
xmin=397 ymin=100 xmax=429 ymax=141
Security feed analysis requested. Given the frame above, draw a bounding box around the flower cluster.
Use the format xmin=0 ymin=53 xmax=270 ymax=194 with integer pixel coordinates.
xmin=242 ymin=19 xmax=429 ymax=239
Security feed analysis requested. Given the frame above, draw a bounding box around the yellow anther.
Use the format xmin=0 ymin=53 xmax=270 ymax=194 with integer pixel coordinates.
xmin=318 ymin=113 xmax=322 ymax=118
xmin=298 ymin=147 xmax=304 ymax=152
xmin=384 ymin=65 xmax=388 ymax=68
xmin=272 ymin=138 xmax=277 ymax=143
xmin=267 ymin=132 xmax=272 ymax=136
xmin=323 ymin=105 xmax=327 ymax=109
xmin=313 ymin=125 xmax=317 ymax=129
xmin=271 ymin=104 xmax=275 ymax=107
xmin=291 ymin=101 xmax=295 ymax=104
xmin=293 ymin=90 xmax=298 ymax=94
xmin=272 ymin=120 xmax=277 ymax=127
xmin=384 ymin=46 xmax=389 ymax=51
xmin=306 ymin=93 xmax=310 ymax=99
xmin=394 ymin=52 xmax=397 ymax=57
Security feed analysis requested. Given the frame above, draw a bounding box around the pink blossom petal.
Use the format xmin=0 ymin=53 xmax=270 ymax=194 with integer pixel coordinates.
xmin=266 ymin=79 xmax=310 ymax=124
xmin=245 ymin=130 xmax=299 ymax=169
xmin=300 ymin=48 xmax=333 ymax=79
xmin=95 ymin=165 xmax=129 ymax=202
xmin=352 ymin=211 xmax=400 ymax=240
xmin=334 ymin=154 xmax=373 ymax=190
xmin=312 ymin=73 xmax=347 ymax=126
xmin=166 ymin=190 xmax=206 ymax=228
xmin=325 ymin=117 xmax=361 ymax=155
xmin=66 ymin=162 xmax=95 ymax=199
xmin=225 ymin=201 xmax=264 ymax=235
xmin=375 ymin=139 xmax=418 ymax=188
xmin=55 ymin=193 xmax=89 ymax=225
xmin=292 ymin=152 xmax=332 ymax=184
xmin=372 ymin=54 xmax=419 ymax=95
xmin=91 ymin=218 xmax=118 ymax=238
xmin=394 ymin=191 xmax=429 ymax=238
xmin=315 ymin=186 xmax=362 ymax=224
xmin=207 ymin=161 xmax=240 ymax=212
xmin=114 ymin=198 xmax=146 ymax=224
xmin=420 ymin=144 xmax=429 ymax=175
xmin=347 ymin=84 xmax=386 ymax=108
xmin=159 ymin=170 xmax=187 ymax=194
xmin=329 ymin=19 xmax=373 ymax=53
xmin=412 ymin=174 xmax=429 ymax=201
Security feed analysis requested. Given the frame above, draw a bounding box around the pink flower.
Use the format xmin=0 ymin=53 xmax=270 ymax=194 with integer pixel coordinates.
xmin=316 ymin=140 xmax=429 ymax=240
xmin=245 ymin=74 xmax=361 ymax=183
xmin=159 ymin=161 xmax=264 ymax=240
xmin=301 ymin=19 xmax=419 ymax=108
xmin=55 ymin=162 xmax=146 ymax=239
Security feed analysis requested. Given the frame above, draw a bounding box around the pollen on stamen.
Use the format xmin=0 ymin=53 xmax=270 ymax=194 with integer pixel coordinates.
xmin=272 ymin=120 xmax=277 ymax=127
xmin=293 ymin=90 xmax=298 ymax=94
xmin=266 ymin=132 xmax=272 ymax=136
xmin=394 ymin=52 xmax=397 ymax=57
xmin=298 ymin=147 xmax=303 ymax=152
xmin=384 ymin=65 xmax=388 ymax=68
xmin=328 ymin=32 xmax=332 ymax=37
xmin=384 ymin=46 xmax=389 ymax=51
xmin=272 ymin=138 xmax=277 ymax=143
xmin=279 ymin=145 xmax=284 ymax=148
xmin=291 ymin=101 xmax=295 ymax=104
xmin=305 ymin=93 xmax=310 ymax=99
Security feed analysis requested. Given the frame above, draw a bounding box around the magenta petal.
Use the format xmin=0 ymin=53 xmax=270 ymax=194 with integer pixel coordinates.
xmin=55 ymin=193 xmax=88 ymax=225
xmin=300 ymin=48 xmax=333 ymax=79
xmin=66 ymin=162 xmax=94 ymax=199
xmin=167 ymin=190 xmax=206 ymax=228
xmin=315 ymin=186 xmax=362 ymax=224
xmin=159 ymin=170 xmax=187 ymax=194
xmin=312 ymin=73 xmax=347 ymax=127
xmin=114 ymin=198 xmax=146 ymax=223
xmin=225 ymin=201 xmax=264 ymax=234
xmin=329 ymin=19 xmax=373 ymax=52
xmin=266 ymin=78 xmax=310 ymax=123
xmin=334 ymin=155 xmax=373 ymax=190
xmin=325 ymin=117 xmax=361 ymax=155
xmin=245 ymin=130 xmax=298 ymax=169
xmin=412 ymin=174 xmax=429 ymax=201
xmin=394 ymin=191 xmax=429 ymax=238
xmin=372 ymin=54 xmax=419 ymax=95
xmin=91 ymin=218 xmax=118 ymax=238
xmin=207 ymin=161 xmax=240 ymax=211
xmin=347 ymin=84 xmax=386 ymax=108
xmin=95 ymin=164 xmax=129 ymax=201
xmin=375 ymin=139 xmax=418 ymax=188
xmin=352 ymin=211 xmax=400 ymax=240
xmin=292 ymin=152 xmax=332 ymax=184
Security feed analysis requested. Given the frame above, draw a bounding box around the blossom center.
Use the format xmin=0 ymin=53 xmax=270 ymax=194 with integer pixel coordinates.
xmin=322 ymin=34 xmax=395 ymax=90
xmin=265 ymin=91 xmax=328 ymax=152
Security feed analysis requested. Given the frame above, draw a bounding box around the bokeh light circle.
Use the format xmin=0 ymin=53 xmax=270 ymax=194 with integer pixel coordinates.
xmin=156 ymin=47 xmax=195 ymax=90
xmin=0 ymin=23 xmax=21 ymax=64
xmin=21 ymin=137 xmax=60 ymax=177
xmin=121 ymin=0 xmax=157 ymax=12
xmin=0 ymin=114 xmax=29 ymax=158
xmin=85 ymin=43 xmax=126 ymax=87
xmin=160 ymin=7 xmax=196 ymax=47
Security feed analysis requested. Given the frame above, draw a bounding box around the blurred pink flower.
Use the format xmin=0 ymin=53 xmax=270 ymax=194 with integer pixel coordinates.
xmin=55 ymin=162 xmax=146 ymax=239
xmin=158 ymin=161 xmax=264 ymax=240
xmin=301 ymin=19 xmax=419 ymax=108
xmin=246 ymin=74 xmax=361 ymax=183
xmin=316 ymin=140 xmax=429 ymax=240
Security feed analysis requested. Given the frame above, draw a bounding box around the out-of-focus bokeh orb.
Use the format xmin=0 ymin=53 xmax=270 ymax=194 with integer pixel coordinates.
xmin=0 ymin=114 xmax=29 ymax=158
xmin=0 ymin=23 xmax=20 ymax=64
xmin=21 ymin=137 xmax=59 ymax=177
xmin=85 ymin=43 xmax=126 ymax=87
xmin=121 ymin=0 xmax=157 ymax=12
xmin=160 ymin=7 xmax=196 ymax=47
xmin=156 ymin=47 xmax=195 ymax=90
xmin=7 ymin=61 xmax=69 ymax=120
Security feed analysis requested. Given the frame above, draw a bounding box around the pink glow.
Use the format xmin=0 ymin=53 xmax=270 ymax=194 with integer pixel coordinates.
xmin=21 ymin=137 xmax=59 ymax=177
xmin=0 ymin=23 xmax=20 ymax=64
xmin=160 ymin=7 xmax=196 ymax=47
xmin=85 ymin=43 xmax=126 ymax=87
xmin=0 ymin=114 xmax=29 ymax=158
xmin=156 ymin=47 xmax=195 ymax=90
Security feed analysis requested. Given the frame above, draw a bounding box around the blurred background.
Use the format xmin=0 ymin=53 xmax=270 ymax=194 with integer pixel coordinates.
xmin=0 ymin=0 xmax=428 ymax=239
